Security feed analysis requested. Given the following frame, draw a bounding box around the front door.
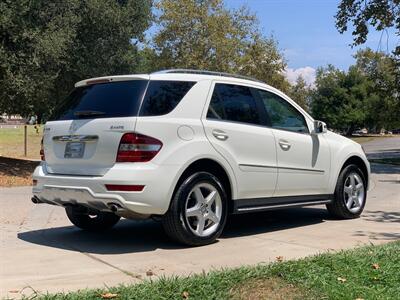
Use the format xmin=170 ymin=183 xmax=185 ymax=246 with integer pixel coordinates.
xmin=255 ymin=88 xmax=330 ymax=196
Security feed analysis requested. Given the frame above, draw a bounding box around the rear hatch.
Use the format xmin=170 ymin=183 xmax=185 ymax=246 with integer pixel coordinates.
xmin=43 ymin=76 xmax=149 ymax=176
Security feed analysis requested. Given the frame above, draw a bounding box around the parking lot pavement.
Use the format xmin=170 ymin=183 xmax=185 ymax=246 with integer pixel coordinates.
xmin=1 ymin=152 xmax=399 ymax=298
xmin=362 ymin=136 xmax=400 ymax=160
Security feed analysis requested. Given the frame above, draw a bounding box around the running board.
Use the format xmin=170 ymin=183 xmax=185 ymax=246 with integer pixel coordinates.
xmin=232 ymin=194 xmax=333 ymax=214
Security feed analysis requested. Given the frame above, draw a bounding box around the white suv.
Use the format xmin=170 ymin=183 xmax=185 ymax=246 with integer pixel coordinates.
xmin=32 ymin=70 xmax=370 ymax=246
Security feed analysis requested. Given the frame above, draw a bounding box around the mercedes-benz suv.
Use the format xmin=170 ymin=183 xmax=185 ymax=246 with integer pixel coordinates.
xmin=32 ymin=69 xmax=370 ymax=246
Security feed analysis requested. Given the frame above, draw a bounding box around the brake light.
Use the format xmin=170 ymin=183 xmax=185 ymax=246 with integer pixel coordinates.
xmin=86 ymin=79 xmax=110 ymax=85
xmin=116 ymin=133 xmax=162 ymax=162
xmin=40 ymin=138 xmax=45 ymax=161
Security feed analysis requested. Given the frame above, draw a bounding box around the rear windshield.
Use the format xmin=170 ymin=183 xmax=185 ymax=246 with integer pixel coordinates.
xmin=52 ymin=80 xmax=148 ymax=120
xmin=51 ymin=80 xmax=196 ymax=120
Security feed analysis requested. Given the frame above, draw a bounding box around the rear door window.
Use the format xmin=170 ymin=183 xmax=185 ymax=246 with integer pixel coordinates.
xmin=52 ymin=80 xmax=148 ymax=120
xmin=139 ymin=81 xmax=196 ymax=116
xmin=207 ymin=83 xmax=261 ymax=125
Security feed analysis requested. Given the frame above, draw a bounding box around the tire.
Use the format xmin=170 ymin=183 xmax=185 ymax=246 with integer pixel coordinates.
xmin=326 ymin=164 xmax=367 ymax=219
xmin=162 ymin=171 xmax=228 ymax=246
xmin=65 ymin=206 xmax=120 ymax=231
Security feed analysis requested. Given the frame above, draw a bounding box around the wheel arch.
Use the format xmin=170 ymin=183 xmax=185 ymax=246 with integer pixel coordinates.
xmin=339 ymin=155 xmax=369 ymax=190
xmin=171 ymin=158 xmax=235 ymax=213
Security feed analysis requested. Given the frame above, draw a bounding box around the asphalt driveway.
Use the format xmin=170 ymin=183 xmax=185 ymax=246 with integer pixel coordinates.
xmin=1 ymin=137 xmax=399 ymax=298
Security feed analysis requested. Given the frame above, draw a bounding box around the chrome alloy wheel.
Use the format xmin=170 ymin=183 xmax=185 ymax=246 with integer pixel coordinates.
xmin=184 ymin=183 xmax=222 ymax=237
xmin=343 ymin=172 xmax=365 ymax=213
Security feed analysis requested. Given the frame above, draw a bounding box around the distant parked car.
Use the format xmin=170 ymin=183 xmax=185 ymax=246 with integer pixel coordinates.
xmin=353 ymin=128 xmax=368 ymax=135
xmin=392 ymin=129 xmax=400 ymax=134
xmin=32 ymin=69 xmax=371 ymax=246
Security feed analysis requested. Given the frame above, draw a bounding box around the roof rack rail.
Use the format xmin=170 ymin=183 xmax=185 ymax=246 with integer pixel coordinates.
xmin=152 ymin=69 xmax=265 ymax=84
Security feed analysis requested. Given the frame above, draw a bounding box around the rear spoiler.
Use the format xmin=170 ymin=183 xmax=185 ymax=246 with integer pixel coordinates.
xmin=75 ymin=75 xmax=149 ymax=87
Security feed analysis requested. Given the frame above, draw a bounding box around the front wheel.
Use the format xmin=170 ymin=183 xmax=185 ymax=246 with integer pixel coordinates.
xmin=162 ymin=172 xmax=228 ymax=246
xmin=66 ymin=206 xmax=120 ymax=231
xmin=327 ymin=164 xmax=367 ymax=219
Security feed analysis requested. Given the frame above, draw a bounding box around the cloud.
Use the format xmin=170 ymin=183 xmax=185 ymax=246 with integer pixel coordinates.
xmin=284 ymin=66 xmax=316 ymax=86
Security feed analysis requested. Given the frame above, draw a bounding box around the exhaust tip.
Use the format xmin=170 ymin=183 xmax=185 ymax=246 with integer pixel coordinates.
xmin=108 ymin=203 xmax=121 ymax=213
xmin=31 ymin=196 xmax=41 ymax=204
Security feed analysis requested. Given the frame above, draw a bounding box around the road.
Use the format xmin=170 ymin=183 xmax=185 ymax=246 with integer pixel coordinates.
xmin=1 ymin=137 xmax=399 ymax=298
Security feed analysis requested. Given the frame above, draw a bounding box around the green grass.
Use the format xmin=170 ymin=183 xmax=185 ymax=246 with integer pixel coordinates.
xmin=0 ymin=125 xmax=42 ymax=159
xmin=33 ymin=241 xmax=400 ymax=300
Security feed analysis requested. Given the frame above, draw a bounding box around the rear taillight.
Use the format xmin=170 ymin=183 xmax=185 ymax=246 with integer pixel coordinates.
xmin=40 ymin=138 xmax=45 ymax=161
xmin=116 ymin=133 xmax=162 ymax=163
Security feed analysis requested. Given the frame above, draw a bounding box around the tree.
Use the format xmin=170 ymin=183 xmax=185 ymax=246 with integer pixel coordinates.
xmin=335 ymin=0 xmax=400 ymax=56
xmin=310 ymin=65 xmax=373 ymax=134
xmin=149 ymin=0 xmax=290 ymax=92
xmin=287 ymin=76 xmax=311 ymax=111
xmin=354 ymin=48 xmax=400 ymax=129
xmin=0 ymin=0 xmax=152 ymax=121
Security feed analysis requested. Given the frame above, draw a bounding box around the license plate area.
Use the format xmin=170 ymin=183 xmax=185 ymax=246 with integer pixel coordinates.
xmin=64 ymin=142 xmax=85 ymax=159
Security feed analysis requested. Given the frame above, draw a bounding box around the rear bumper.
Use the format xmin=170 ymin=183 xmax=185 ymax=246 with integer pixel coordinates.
xmin=32 ymin=162 xmax=181 ymax=215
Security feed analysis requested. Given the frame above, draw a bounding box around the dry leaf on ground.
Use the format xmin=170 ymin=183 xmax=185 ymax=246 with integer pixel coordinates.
xmin=100 ymin=292 xmax=118 ymax=299
xmin=337 ymin=277 xmax=347 ymax=283
xmin=146 ymin=270 xmax=155 ymax=276
xmin=372 ymin=263 xmax=380 ymax=269
xmin=182 ymin=291 xmax=190 ymax=299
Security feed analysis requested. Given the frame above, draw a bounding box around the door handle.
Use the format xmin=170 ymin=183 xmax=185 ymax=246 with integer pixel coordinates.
xmin=212 ymin=129 xmax=229 ymax=141
xmin=278 ymin=139 xmax=291 ymax=151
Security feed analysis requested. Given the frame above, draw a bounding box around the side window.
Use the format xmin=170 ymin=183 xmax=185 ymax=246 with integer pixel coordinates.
xmin=207 ymin=83 xmax=261 ymax=125
xmin=256 ymin=89 xmax=309 ymax=133
xmin=140 ymin=81 xmax=196 ymax=116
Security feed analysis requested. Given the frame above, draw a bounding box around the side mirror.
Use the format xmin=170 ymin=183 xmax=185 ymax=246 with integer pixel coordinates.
xmin=313 ymin=120 xmax=327 ymax=134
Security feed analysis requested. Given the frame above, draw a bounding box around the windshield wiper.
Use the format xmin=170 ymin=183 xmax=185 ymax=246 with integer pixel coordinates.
xmin=74 ymin=110 xmax=106 ymax=117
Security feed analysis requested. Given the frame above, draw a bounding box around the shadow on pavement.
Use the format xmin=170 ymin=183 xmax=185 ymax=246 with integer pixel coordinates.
xmin=367 ymin=149 xmax=400 ymax=157
xmin=362 ymin=210 xmax=400 ymax=223
xmin=353 ymin=231 xmax=400 ymax=241
xmin=370 ymin=163 xmax=400 ymax=174
xmin=223 ymin=207 xmax=330 ymax=238
xmin=353 ymin=210 xmax=400 ymax=241
xmin=378 ymin=179 xmax=400 ymax=184
xmin=18 ymin=207 xmax=329 ymax=255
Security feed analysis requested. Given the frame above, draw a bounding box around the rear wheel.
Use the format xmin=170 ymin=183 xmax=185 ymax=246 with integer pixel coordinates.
xmin=162 ymin=172 xmax=228 ymax=246
xmin=327 ymin=164 xmax=366 ymax=219
xmin=65 ymin=206 xmax=120 ymax=231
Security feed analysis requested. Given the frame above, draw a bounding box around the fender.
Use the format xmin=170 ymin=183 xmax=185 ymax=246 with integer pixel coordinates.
xmin=326 ymin=132 xmax=370 ymax=193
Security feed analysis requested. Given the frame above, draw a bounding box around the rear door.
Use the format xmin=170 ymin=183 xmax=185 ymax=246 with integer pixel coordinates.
xmin=43 ymin=77 xmax=149 ymax=176
xmin=202 ymin=82 xmax=278 ymax=199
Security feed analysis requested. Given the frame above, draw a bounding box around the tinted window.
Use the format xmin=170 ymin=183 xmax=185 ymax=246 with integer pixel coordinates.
xmin=257 ymin=89 xmax=308 ymax=133
xmin=140 ymin=81 xmax=196 ymax=116
xmin=207 ymin=83 xmax=261 ymax=125
xmin=52 ymin=80 xmax=148 ymax=120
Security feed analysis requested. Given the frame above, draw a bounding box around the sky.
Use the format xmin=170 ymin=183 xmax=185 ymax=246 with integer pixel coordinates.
xmin=226 ymin=0 xmax=398 ymax=85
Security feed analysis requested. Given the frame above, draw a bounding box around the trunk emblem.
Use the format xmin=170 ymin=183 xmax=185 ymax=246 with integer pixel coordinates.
xmin=110 ymin=125 xmax=124 ymax=130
